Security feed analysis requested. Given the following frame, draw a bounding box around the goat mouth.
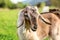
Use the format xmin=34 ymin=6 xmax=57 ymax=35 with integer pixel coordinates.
xmin=31 ymin=24 xmax=37 ymax=31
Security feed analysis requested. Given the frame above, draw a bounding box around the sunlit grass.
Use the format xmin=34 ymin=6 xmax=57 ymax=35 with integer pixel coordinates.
xmin=0 ymin=9 xmax=19 ymax=40
xmin=0 ymin=8 xmax=55 ymax=40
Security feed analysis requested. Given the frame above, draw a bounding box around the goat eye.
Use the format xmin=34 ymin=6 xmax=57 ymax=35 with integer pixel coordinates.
xmin=24 ymin=14 xmax=28 ymax=18
xmin=24 ymin=14 xmax=29 ymax=20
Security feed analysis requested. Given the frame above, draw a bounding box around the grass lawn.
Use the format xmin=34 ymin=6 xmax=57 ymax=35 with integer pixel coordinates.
xmin=0 ymin=8 xmax=49 ymax=40
xmin=0 ymin=9 xmax=19 ymax=40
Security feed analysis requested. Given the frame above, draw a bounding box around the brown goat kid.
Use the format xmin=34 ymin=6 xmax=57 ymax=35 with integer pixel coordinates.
xmin=41 ymin=10 xmax=60 ymax=40
xmin=17 ymin=6 xmax=60 ymax=40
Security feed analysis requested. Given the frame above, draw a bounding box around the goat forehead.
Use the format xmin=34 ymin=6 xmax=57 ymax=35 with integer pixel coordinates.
xmin=26 ymin=6 xmax=38 ymax=11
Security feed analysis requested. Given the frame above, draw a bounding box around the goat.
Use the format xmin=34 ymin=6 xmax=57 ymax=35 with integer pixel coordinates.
xmin=41 ymin=9 xmax=60 ymax=40
xmin=17 ymin=6 xmax=60 ymax=40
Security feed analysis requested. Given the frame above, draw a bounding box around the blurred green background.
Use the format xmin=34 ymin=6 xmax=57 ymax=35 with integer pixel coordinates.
xmin=0 ymin=0 xmax=60 ymax=40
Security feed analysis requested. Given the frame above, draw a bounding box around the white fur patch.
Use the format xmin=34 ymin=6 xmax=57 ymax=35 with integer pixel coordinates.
xmin=33 ymin=32 xmax=39 ymax=40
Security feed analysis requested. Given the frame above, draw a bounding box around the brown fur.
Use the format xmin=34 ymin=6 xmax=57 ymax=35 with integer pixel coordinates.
xmin=41 ymin=12 xmax=60 ymax=40
xmin=17 ymin=6 xmax=60 ymax=40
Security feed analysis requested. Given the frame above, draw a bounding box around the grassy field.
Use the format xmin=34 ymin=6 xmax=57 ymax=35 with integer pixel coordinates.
xmin=0 ymin=9 xmax=49 ymax=40
xmin=0 ymin=9 xmax=19 ymax=40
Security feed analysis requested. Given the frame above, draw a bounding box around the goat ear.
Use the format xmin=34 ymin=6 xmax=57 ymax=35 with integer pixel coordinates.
xmin=39 ymin=15 xmax=51 ymax=25
xmin=17 ymin=10 xmax=25 ymax=28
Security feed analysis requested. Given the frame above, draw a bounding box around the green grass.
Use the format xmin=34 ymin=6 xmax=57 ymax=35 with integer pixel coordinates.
xmin=0 ymin=9 xmax=19 ymax=40
xmin=0 ymin=8 xmax=50 ymax=40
